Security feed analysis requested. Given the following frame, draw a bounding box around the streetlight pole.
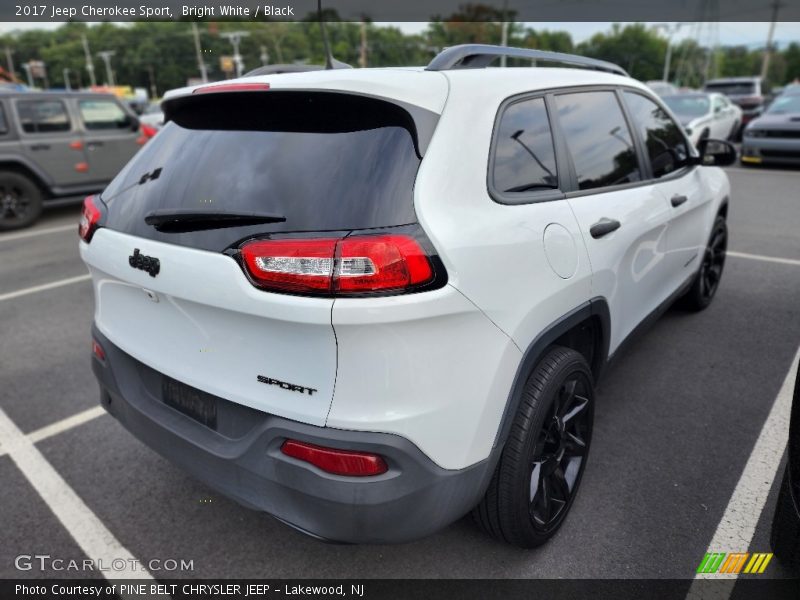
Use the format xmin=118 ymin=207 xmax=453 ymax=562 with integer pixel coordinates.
xmin=22 ymin=63 xmax=33 ymax=88
xmin=97 ymin=51 xmax=115 ymax=87
xmin=221 ymin=31 xmax=250 ymax=78
xmin=81 ymin=35 xmax=96 ymax=87
xmin=191 ymin=22 xmax=208 ymax=83
xmin=63 ymin=68 xmax=71 ymax=91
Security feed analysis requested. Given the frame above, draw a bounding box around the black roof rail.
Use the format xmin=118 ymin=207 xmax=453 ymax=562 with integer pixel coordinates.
xmin=426 ymin=44 xmax=629 ymax=77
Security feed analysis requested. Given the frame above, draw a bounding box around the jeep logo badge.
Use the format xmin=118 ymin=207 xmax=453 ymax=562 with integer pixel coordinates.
xmin=129 ymin=248 xmax=160 ymax=277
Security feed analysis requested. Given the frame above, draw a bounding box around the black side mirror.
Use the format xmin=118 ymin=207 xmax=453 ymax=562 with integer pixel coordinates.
xmin=696 ymin=138 xmax=736 ymax=167
xmin=129 ymin=115 xmax=140 ymax=131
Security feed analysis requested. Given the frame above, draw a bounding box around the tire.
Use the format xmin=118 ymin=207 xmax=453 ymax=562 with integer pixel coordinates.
xmin=0 ymin=170 xmax=43 ymax=231
xmin=679 ymin=216 xmax=727 ymax=312
xmin=473 ymin=346 xmax=594 ymax=548
xmin=771 ymin=467 xmax=800 ymax=575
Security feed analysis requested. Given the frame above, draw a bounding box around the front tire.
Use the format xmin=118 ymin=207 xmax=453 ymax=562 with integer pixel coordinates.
xmin=679 ymin=216 xmax=727 ymax=311
xmin=0 ymin=170 xmax=43 ymax=231
xmin=771 ymin=467 xmax=800 ymax=575
xmin=473 ymin=346 xmax=594 ymax=548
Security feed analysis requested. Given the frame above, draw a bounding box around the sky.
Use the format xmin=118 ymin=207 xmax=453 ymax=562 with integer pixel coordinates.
xmin=0 ymin=21 xmax=798 ymax=49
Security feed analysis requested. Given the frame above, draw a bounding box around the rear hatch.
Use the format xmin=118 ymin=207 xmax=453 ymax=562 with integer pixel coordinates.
xmin=81 ymin=82 xmax=441 ymax=427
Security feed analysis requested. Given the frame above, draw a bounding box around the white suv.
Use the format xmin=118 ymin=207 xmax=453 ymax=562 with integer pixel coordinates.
xmin=79 ymin=45 xmax=735 ymax=548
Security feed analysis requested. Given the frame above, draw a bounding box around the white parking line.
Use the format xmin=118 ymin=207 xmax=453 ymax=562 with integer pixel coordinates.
xmin=728 ymin=251 xmax=800 ymax=267
xmin=0 ymin=406 xmax=155 ymax=584
xmin=0 ymin=274 xmax=90 ymax=303
xmin=686 ymin=345 xmax=799 ymax=598
xmin=0 ymin=406 xmax=107 ymax=459
xmin=0 ymin=223 xmax=76 ymax=243
xmin=724 ymin=167 xmax=799 ymax=176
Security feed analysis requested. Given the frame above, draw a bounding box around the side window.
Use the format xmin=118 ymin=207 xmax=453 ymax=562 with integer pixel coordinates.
xmin=0 ymin=104 xmax=8 ymax=134
xmin=17 ymin=100 xmax=71 ymax=134
xmin=492 ymin=97 xmax=559 ymax=194
xmin=79 ymin=99 xmax=131 ymax=130
xmin=623 ymin=91 xmax=690 ymax=179
xmin=554 ymin=91 xmax=641 ymax=191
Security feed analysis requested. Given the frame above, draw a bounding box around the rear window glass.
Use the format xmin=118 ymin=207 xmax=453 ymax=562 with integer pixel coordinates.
xmin=704 ymin=82 xmax=756 ymax=95
xmin=492 ymin=97 xmax=558 ymax=194
xmin=17 ymin=100 xmax=71 ymax=133
xmin=102 ymin=92 xmax=424 ymax=252
xmin=79 ymin=99 xmax=131 ymax=130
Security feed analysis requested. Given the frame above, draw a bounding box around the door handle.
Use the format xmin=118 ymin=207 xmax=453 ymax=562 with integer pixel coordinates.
xmin=590 ymin=218 xmax=621 ymax=239
xmin=671 ymin=195 xmax=688 ymax=208
xmin=29 ymin=143 xmax=50 ymax=151
xmin=87 ymin=141 xmax=104 ymax=149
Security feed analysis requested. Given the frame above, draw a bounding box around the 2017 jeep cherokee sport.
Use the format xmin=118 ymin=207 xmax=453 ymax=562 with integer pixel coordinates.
xmin=80 ymin=46 xmax=735 ymax=548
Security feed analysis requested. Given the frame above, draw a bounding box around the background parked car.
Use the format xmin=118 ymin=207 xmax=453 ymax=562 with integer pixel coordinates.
xmin=703 ymin=76 xmax=771 ymax=131
xmin=741 ymin=90 xmax=800 ymax=166
xmin=662 ymin=92 xmax=741 ymax=146
xmin=0 ymin=91 xmax=153 ymax=231
xmin=138 ymin=102 xmax=164 ymax=130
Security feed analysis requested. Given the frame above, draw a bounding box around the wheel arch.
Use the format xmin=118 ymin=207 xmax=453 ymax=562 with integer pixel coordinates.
xmin=492 ymin=298 xmax=610 ymax=450
xmin=0 ymin=157 xmax=52 ymax=196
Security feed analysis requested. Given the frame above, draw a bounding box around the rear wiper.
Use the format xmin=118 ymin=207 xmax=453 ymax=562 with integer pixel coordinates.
xmin=144 ymin=209 xmax=286 ymax=233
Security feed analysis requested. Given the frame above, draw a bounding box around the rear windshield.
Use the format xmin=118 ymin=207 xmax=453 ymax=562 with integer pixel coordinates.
xmin=663 ymin=95 xmax=710 ymax=118
xmin=704 ymin=82 xmax=755 ymax=95
xmin=101 ymin=92 xmax=424 ymax=252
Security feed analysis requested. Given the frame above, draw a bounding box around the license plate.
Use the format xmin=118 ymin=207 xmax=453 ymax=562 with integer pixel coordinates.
xmin=161 ymin=376 xmax=217 ymax=429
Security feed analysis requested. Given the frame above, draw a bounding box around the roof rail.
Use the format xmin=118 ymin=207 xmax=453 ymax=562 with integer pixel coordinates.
xmin=426 ymin=44 xmax=629 ymax=77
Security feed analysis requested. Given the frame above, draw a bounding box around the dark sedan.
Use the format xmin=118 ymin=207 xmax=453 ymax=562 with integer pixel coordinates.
xmin=741 ymin=93 xmax=800 ymax=166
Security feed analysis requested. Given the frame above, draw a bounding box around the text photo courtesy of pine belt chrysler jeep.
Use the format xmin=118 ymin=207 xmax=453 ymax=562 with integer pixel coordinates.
xmin=0 ymin=92 xmax=150 ymax=231
xmin=79 ymin=45 xmax=736 ymax=548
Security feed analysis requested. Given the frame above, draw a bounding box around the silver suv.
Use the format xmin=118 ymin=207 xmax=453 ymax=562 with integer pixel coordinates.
xmin=0 ymin=91 xmax=146 ymax=230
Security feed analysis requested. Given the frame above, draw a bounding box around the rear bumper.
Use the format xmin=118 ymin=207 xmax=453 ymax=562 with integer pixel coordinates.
xmin=91 ymin=326 xmax=494 ymax=544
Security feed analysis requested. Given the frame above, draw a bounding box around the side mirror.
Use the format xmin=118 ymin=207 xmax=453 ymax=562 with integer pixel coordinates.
xmin=129 ymin=115 xmax=140 ymax=131
xmin=696 ymin=139 xmax=737 ymax=167
xmin=714 ymin=105 xmax=723 ymax=114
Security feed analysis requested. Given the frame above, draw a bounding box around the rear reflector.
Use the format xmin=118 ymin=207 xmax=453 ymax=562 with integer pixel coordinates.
xmin=240 ymin=234 xmax=434 ymax=296
xmin=281 ymin=440 xmax=388 ymax=477
xmin=193 ymin=83 xmax=270 ymax=94
xmin=91 ymin=339 xmax=105 ymax=361
xmin=79 ymin=196 xmax=102 ymax=243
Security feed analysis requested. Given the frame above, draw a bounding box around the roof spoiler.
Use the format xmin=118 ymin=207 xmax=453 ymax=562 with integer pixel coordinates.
xmin=426 ymin=44 xmax=628 ymax=77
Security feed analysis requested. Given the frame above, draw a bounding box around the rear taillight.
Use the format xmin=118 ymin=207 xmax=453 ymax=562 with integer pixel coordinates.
xmin=193 ymin=82 xmax=270 ymax=94
xmin=281 ymin=440 xmax=388 ymax=477
xmin=79 ymin=196 xmax=101 ymax=243
xmin=240 ymin=233 xmax=435 ymax=296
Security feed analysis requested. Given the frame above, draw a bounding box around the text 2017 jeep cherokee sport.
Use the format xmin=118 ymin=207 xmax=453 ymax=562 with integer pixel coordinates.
xmin=80 ymin=46 xmax=735 ymax=547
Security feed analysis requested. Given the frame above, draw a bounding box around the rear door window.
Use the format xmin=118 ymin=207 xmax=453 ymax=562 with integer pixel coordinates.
xmin=491 ymin=97 xmax=559 ymax=196
xmin=79 ymin=99 xmax=131 ymax=130
xmin=623 ymin=92 xmax=690 ymax=179
xmin=17 ymin=100 xmax=71 ymax=133
xmin=101 ymin=92 xmax=426 ymax=252
xmin=554 ymin=91 xmax=641 ymax=191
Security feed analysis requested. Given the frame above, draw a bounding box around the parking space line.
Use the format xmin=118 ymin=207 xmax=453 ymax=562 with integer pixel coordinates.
xmin=0 ymin=407 xmax=107 ymax=458
xmin=0 ymin=274 xmax=90 ymax=303
xmin=0 ymin=406 xmax=156 ymax=584
xmin=727 ymin=251 xmax=800 ymax=267
xmin=0 ymin=223 xmax=76 ymax=243
xmin=687 ymin=345 xmax=799 ymax=597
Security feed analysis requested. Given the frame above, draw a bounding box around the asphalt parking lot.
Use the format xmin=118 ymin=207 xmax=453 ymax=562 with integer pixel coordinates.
xmin=1 ymin=164 xmax=799 ymax=584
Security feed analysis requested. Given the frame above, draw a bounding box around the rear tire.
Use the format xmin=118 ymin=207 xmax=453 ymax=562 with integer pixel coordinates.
xmin=771 ymin=467 xmax=800 ymax=575
xmin=679 ymin=216 xmax=727 ymax=312
xmin=0 ymin=170 xmax=43 ymax=231
xmin=473 ymin=346 xmax=594 ymax=548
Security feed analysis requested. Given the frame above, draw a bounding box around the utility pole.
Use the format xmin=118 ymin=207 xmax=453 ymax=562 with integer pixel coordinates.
xmin=4 ymin=47 xmax=14 ymax=78
xmin=147 ymin=65 xmax=157 ymax=98
xmin=500 ymin=0 xmax=509 ymax=67
xmin=97 ymin=51 xmax=115 ymax=87
xmin=81 ymin=35 xmax=96 ymax=87
xmin=221 ymin=31 xmax=249 ymax=78
xmin=22 ymin=63 xmax=33 ymax=88
xmin=359 ymin=19 xmax=367 ymax=68
xmin=63 ymin=68 xmax=71 ymax=91
xmin=761 ymin=0 xmax=783 ymax=80
xmin=191 ymin=22 xmax=208 ymax=83
xmin=260 ymin=45 xmax=269 ymax=66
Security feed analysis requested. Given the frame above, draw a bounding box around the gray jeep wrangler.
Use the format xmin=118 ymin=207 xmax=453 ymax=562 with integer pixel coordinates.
xmin=0 ymin=91 xmax=144 ymax=230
